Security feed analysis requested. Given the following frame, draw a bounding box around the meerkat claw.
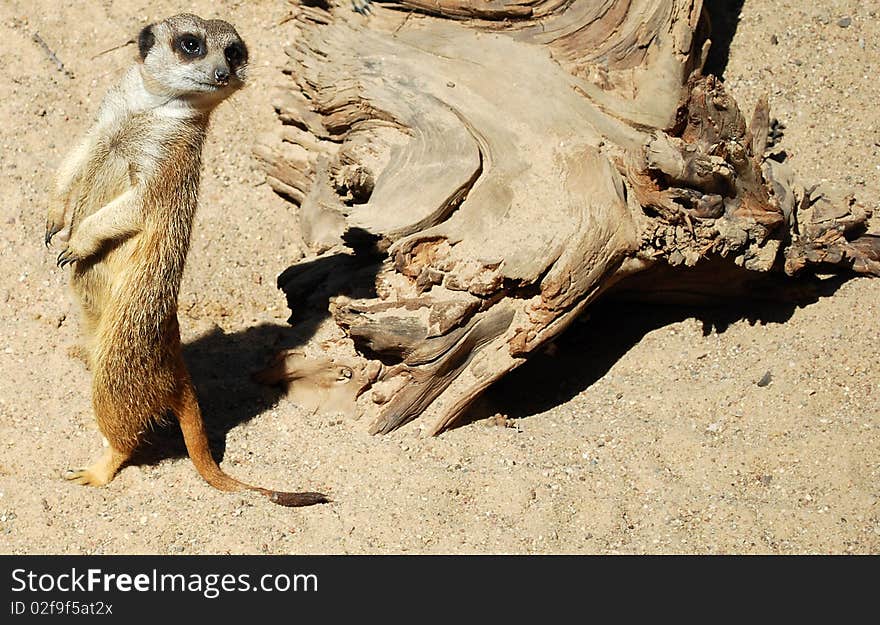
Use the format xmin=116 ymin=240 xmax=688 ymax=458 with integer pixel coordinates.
xmin=63 ymin=468 xmax=95 ymax=486
xmin=64 ymin=467 xmax=114 ymax=487
xmin=57 ymin=249 xmax=76 ymax=267
xmin=45 ymin=223 xmax=60 ymax=247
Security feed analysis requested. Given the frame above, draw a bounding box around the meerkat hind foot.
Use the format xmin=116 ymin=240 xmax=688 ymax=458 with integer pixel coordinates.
xmin=64 ymin=447 xmax=129 ymax=487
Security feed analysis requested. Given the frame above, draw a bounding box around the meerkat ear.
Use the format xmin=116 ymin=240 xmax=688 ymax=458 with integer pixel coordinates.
xmin=138 ymin=24 xmax=155 ymax=61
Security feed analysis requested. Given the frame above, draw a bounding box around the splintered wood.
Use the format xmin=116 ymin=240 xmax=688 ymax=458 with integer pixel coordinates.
xmin=256 ymin=0 xmax=880 ymax=435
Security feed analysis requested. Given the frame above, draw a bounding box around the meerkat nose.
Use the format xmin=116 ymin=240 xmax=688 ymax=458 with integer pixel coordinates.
xmin=214 ymin=68 xmax=230 ymax=84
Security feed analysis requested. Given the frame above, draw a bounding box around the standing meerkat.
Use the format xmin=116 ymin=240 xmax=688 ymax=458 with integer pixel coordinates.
xmin=45 ymin=14 xmax=327 ymax=507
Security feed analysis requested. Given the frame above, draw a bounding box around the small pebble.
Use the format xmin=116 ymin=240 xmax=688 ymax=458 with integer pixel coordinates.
xmin=757 ymin=371 xmax=772 ymax=387
xmin=837 ymin=17 xmax=851 ymax=28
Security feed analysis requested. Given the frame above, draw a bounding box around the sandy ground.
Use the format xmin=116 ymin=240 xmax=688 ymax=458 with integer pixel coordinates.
xmin=0 ymin=0 xmax=877 ymax=554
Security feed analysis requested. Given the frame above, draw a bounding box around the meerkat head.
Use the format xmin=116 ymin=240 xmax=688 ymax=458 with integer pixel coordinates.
xmin=137 ymin=14 xmax=248 ymax=111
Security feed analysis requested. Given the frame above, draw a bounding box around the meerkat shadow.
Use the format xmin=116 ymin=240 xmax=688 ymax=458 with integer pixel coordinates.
xmin=128 ymin=322 xmax=312 ymax=466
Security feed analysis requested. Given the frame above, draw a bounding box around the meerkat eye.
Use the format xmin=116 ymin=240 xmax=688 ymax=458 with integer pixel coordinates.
xmin=224 ymin=43 xmax=245 ymax=67
xmin=177 ymin=34 xmax=202 ymax=57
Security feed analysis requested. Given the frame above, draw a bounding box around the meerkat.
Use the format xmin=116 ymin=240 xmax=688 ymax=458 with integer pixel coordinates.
xmin=45 ymin=14 xmax=327 ymax=507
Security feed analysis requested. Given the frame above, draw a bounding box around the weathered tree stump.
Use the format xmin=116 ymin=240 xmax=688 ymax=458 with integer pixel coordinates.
xmin=254 ymin=0 xmax=880 ymax=435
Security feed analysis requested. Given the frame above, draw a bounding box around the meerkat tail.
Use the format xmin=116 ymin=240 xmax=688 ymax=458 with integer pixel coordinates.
xmin=174 ymin=376 xmax=329 ymax=508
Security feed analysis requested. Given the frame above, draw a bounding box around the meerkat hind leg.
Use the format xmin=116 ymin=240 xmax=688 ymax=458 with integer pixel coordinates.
xmin=64 ymin=445 xmax=130 ymax=487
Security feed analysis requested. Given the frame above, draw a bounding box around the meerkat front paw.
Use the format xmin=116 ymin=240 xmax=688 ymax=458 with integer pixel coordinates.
xmin=56 ymin=241 xmax=91 ymax=267
xmin=56 ymin=231 xmax=98 ymax=267
xmin=56 ymin=246 xmax=80 ymax=268
xmin=45 ymin=198 xmax=74 ymax=248
xmin=45 ymin=221 xmax=61 ymax=247
xmin=45 ymin=216 xmax=72 ymax=248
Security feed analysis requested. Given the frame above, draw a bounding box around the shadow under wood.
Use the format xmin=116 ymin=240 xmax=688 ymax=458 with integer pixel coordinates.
xmin=277 ymin=254 xmax=381 ymax=324
xmin=277 ymin=229 xmax=384 ymax=324
xmin=470 ymin=269 xmax=851 ymax=424
xmin=128 ymin=322 xmax=309 ymax=467
xmin=703 ymin=0 xmax=746 ymax=79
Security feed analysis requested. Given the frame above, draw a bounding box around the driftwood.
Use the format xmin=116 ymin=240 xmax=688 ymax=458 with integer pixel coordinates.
xmin=254 ymin=0 xmax=880 ymax=435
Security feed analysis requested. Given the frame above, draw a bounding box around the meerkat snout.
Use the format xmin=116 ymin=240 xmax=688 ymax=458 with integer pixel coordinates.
xmin=214 ymin=67 xmax=230 ymax=85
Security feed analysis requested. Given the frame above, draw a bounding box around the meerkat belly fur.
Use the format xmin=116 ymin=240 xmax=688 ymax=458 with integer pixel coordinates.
xmin=46 ymin=14 xmax=327 ymax=507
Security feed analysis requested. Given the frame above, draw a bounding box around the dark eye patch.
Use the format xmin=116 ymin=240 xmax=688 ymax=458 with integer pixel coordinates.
xmin=224 ymin=43 xmax=247 ymax=68
xmin=175 ymin=34 xmax=205 ymax=58
xmin=138 ymin=24 xmax=155 ymax=61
